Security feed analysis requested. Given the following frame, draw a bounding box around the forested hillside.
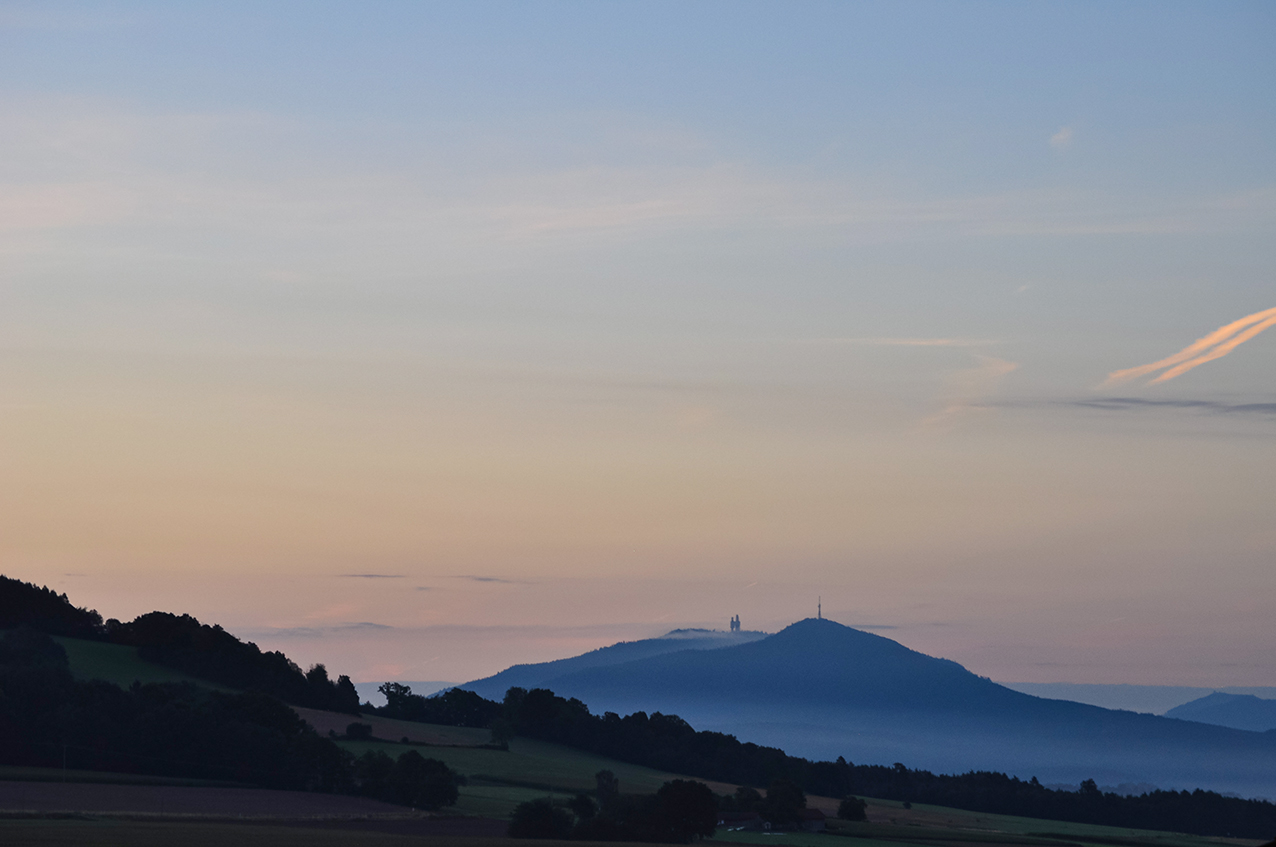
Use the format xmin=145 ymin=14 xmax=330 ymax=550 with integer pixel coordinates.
xmin=0 ymin=575 xmax=359 ymax=713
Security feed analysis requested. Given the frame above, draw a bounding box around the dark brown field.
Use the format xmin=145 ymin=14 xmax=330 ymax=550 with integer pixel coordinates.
xmin=0 ymin=822 xmax=535 ymax=847
xmin=0 ymin=779 xmax=408 ymax=816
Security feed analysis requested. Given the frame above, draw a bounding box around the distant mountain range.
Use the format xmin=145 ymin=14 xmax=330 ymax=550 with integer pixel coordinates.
xmin=999 ymin=682 xmax=1276 ymax=715
xmin=461 ymin=618 xmax=1276 ymax=799
xmin=1165 ymin=692 xmax=1276 ymax=733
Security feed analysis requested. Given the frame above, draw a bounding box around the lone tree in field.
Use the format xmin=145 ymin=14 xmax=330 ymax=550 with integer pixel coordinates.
xmin=509 ymin=798 xmax=574 ymax=839
xmin=764 ymin=778 xmax=807 ymax=826
xmin=596 ymin=769 xmax=620 ymax=809
xmin=838 ymin=795 xmax=867 ymax=821
xmin=653 ymin=779 xmax=718 ymax=842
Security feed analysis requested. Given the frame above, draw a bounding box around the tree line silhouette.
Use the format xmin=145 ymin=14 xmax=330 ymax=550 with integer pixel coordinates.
xmin=0 ymin=626 xmax=460 ymax=809
xmin=374 ymin=682 xmax=1276 ymax=839
xmin=0 ymin=575 xmax=360 ymax=714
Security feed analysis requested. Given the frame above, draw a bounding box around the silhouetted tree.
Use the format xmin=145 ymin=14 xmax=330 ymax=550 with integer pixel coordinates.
xmin=570 ymin=793 xmax=598 ymax=820
xmin=596 ymin=769 xmax=620 ymax=808
xmin=490 ymin=717 xmax=514 ymax=748
xmin=721 ymin=786 xmax=763 ymax=813
xmin=653 ymin=779 xmax=718 ymax=842
xmin=764 ymin=778 xmax=806 ymax=826
xmin=838 ymin=796 xmax=868 ymax=821
xmin=509 ymin=798 xmax=574 ymax=838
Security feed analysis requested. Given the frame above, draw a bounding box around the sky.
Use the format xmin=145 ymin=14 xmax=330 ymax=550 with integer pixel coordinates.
xmin=1 ymin=1 xmax=1273 ymax=688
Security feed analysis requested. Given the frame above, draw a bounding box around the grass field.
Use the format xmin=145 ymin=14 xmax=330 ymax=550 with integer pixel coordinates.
xmin=335 ymin=732 xmax=737 ymax=819
xmin=49 ymin=636 xmax=230 ymax=691
xmin=296 ymin=707 xmax=494 ymax=746
xmin=831 ymin=798 xmax=1265 ymax=846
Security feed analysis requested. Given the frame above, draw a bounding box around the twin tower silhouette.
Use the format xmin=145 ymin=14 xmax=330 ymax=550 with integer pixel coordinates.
xmin=730 ymin=598 xmax=821 ymax=632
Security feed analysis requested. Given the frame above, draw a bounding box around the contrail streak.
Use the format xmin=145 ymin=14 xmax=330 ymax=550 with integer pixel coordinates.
xmin=1103 ymin=306 xmax=1276 ymax=387
xmin=1150 ymin=313 xmax=1276 ymax=383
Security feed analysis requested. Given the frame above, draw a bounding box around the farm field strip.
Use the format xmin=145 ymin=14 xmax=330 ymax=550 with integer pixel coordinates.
xmin=0 ymin=780 xmax=410 ymax=817
xmin=0 ymin=820 xmax=547 ymax=847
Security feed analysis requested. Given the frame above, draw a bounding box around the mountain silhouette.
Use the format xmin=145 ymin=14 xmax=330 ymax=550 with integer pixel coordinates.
xmin=1165 ymin=692 xmax=1276 ymax=733
xmin=464 ymin=627 xmax=766 ymax=698
xmin=463 ymin=618 xmax=1276 ymax=799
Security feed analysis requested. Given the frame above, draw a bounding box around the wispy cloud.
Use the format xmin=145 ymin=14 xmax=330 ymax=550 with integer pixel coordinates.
xmin=250 ymin=622 xmax=703 ymax=640
xmin=5 ymin=100 xmax=1272 ymax=258
xmin=1073 ymin=397 xmax=1276 ymax=416
xmin=337 ymin=573 xmax=405 ymax=579
xmin=805 ymin=337 xmax=998 ymax=348
xmin=988 ymin=395 xmax=1276 ymax=419
xmin=1103 ymin=307 xmax=1276 ymax=387
xmin=1050 ymin=126 xmax=1074 ymax=149
xmin=453 ymin=575 xmax=520 ymax=584
xmin=252 ymin=621 xmax=396 ymax=638
xmin=923 ymin=355 xmax=1019 ymax=431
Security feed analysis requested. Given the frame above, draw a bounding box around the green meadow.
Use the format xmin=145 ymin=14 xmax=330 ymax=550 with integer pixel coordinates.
xmin=336 ymin=735 xmax=729 ymax=818
xmin=50 ymin=636 xmax=231 ymax=691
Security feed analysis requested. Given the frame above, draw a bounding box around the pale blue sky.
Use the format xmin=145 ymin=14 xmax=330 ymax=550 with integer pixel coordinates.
xmin=1 ymin=2 xmax=1273 ymax=685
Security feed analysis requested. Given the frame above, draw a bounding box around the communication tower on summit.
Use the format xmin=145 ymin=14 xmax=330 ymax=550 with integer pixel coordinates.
xmin=729 ymin=614 xmax=741 ymax=632
xmin=818 ymin=597 xmax=822 ymax=620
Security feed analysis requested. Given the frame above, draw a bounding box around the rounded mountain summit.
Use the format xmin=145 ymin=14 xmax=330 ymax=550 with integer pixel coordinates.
xmin=461 ymin=618 xmax=1276 ymax=799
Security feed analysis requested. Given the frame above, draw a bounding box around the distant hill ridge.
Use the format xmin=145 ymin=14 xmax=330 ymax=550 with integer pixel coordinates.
xmin=463 ymin=626 xmax=766 ymax=698
xmin=462 ymin=618 xmax=1276 ymax=799
xmin=1165 ymin=692 xmax=1276 ymax=733
xmin=998 ymin=682 xmax=1276 ymax=715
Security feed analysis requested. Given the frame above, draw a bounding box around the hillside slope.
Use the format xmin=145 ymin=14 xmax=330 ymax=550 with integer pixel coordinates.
xmin=463 ymin=628 xmax=766 ymax=700
xmin=463 ymin=619 xmax=1276 ymax=798
xmin=1165 ymin=692 xmax=1276 ymax=733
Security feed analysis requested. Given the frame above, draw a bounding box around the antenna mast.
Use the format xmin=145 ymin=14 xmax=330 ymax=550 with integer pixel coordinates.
xmin=818 ymin=596 xmax=822 ymax=620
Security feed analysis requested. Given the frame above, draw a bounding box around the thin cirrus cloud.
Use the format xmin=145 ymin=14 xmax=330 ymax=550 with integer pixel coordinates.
xmin=923 ymin=355 xmax=1020 ymax=431
xmin=1103 ymin=307 xmax=1276 ymax=387
xmin=250 ymin=622 xmax=396 ymax=638
xmin=805 ymin=337 xmax=998 ymax=347
xmin=1075 ymin=397 xmax=1276 ymax=416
